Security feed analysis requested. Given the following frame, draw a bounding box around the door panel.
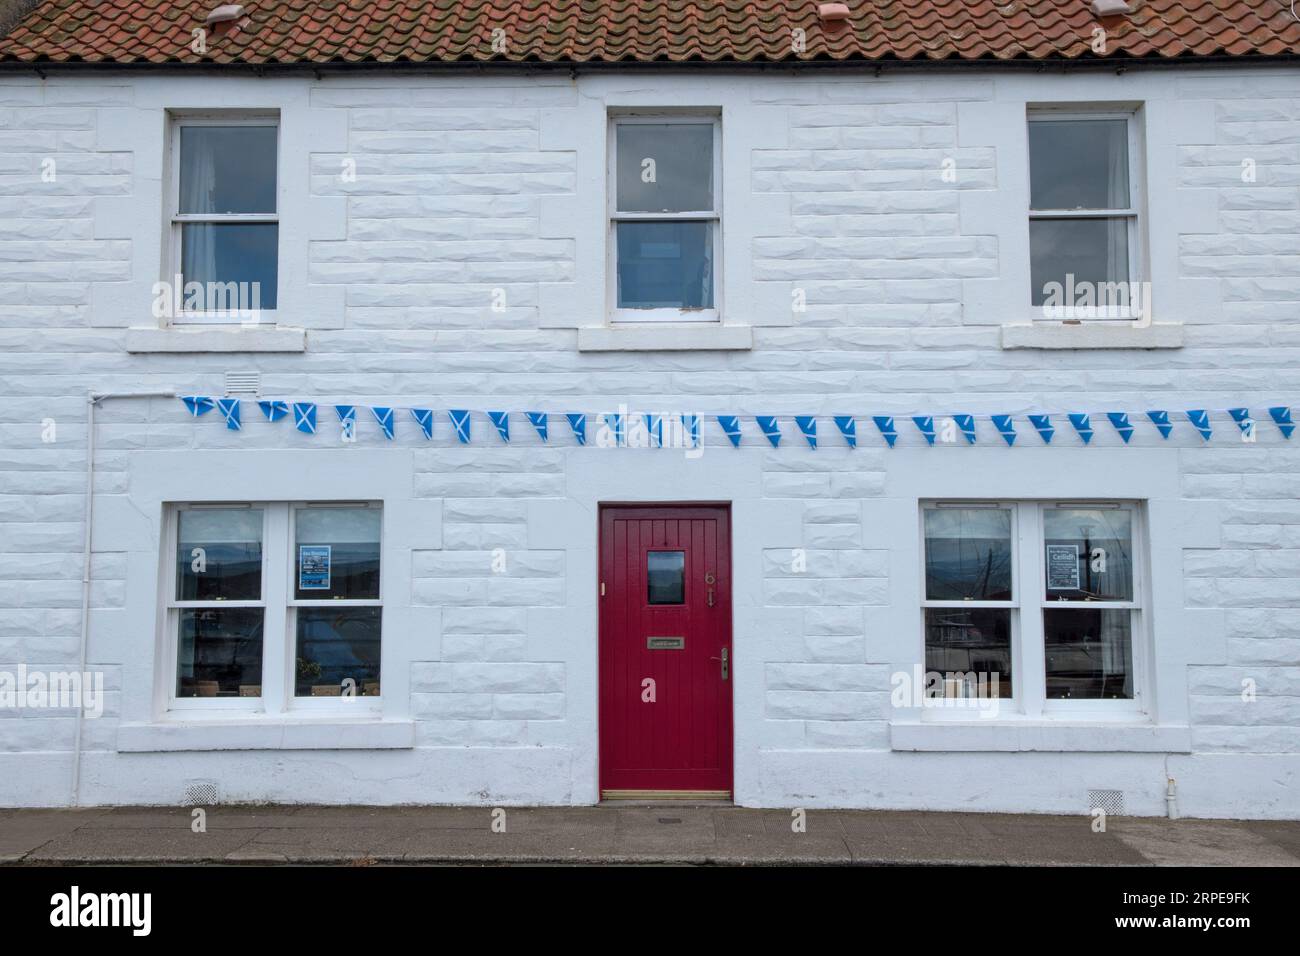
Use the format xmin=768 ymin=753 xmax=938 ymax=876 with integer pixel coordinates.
xmin=599 ymin=505 xmax=732 ymax=795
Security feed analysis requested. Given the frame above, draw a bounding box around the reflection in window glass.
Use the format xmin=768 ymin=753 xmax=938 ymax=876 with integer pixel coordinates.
xmin=923 ymin=508 xmax=1013 ymax=601
xmin=647 ymin=551 xmax=685 ymax=604
xmin=924 ymin=607 xmax=1012 ymax=698
xmin=181 ymin=222 xmax=279 ymax=310
xmin=1043 ymin=508 xmax=1133 ymax=601
xmin=1044 ymin=608 xmax=1133 ymax=699
xmin=295 ymin=607 xmax=382 ymax=697
xmin=1028 ymin=119 xmax=1129 ymax=211
xmin=616 ymin=221 xmax=714 ymax=309
xmin=176 ymin=607 xmax=264 ymax=697
xmin=176 ymin=508 xmax=262 ymax=601
xmin=616 ymin=123 xmax=714 ymax=213
xmin=295 ymin=507 xmax=381 ymax=600
xmin=179 ymin=126 xmax=278 ymax=215
xmin=1029 ymin=217 xmax=1130 ymax=307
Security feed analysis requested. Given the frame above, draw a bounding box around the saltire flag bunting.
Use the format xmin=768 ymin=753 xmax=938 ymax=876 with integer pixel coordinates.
xmin=953 ymin=415 xmax=977 ymax=445
xmin=526 ymin=412 xmax=549 ymax=442
xmin=795 ymin=415 xmax=818 ymax=449
xmin=756 ymin=416 xmax=781 ymax=448
xmin=1068 ymin=413 xmax=1093 ymax=444
xmin=216 ymin=397 xmax=241 ymax=431
xmin=566 ymin=413 xmax=587 ymax=446
xmin=990 ymin=415 xmax=1016 ymax=447
xmin=371 ymin=406 xmax=395 ymax=440
xmin=912 ymin=416 xmax=936 ymax=446
xmin=335 ymin=404 xmax=357 ymax=440
xmin=449 ymin=409 xmax=472 ymax=444
xmin=1028 ymin=414 xmax=1054 ymax=443
xmin=872 ymin=416 xmax=898 ymax=448
xmin=1147 ymin=410 xmax=1173 ymax=439
xmin=488 ymin=411 xmax=510 ymax=443
xmin=1268 ymin=406 xmax=1295 ymax=439
xmin=603 ymin=413 xmax=625 ymax=446
xmin=645 ymin=413 xmax=663 ymax=448
xmin=682 ymin=414 xmax=701 ymax=448
xmin=182 ymin=396 xmax=215 ymax=417
xmin=717 ymin=415 xmax=742 ymax=448
xmin=411 ymin=408 xmax=435 ymax=439
xmin=258 ymin=400 xmax=288 ymax=422
xmin=293 ymin=402 xmax=317 ymax=434
xmin=1186 ymin=409 xmax=1212 ymax=442
xmin=833 ymin=415 xmax=857 ymax=448
xmin=1227 ymin=408 xmax=1253 ymax=437
xmin=1106 ymin=412 xmax=1134 ymax=444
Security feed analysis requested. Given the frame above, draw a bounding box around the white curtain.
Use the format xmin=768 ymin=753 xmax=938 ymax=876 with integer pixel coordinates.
xmin=1104 ymin=127 xmax=1129 ymax=285
xmin=179 ymin=134 xmax=217 ymax=283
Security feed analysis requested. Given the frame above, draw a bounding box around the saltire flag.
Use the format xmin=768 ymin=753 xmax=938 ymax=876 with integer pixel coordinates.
xmin=258 ymin=400 xmax=288 ymax=422
xmin=717 ymin=415 xmax=742 ymax=448
xmin=603 ymin=413 xmax=625 ymax=446
xmin=1106 ymin=412 xmax=1134 ymax=444
xmin=1146 ymin=410 xmax=1173 ymax=439
xmin=680 ymin=414 xmax=701 ymax=448
xmin=566 ymin=413 xmax=587 ymax=445
xmin=371 ymin=406 xmax=395 ymax=440
xmin=991 ymin=415 xmax=1016 ymax=447
xmin=216 ymin=398 xmax=241 ymax=431
xmin=953 ymin=415 xmax=977 ymax=444
xmin=1068 ymin=413 xmax=1093 ymax=444
xmin=912 ymin=416 xmax=936 ymax=445
xmin=182 ymin=396 xmax=215 ymax=417
xmin=488 ymin=411 xmax=510 ymax=443
xmin=335 ymin=404 xmax=357 ymax=440
xmin=526 ymin=412 xmax=548 ymax=442
xmin=833 ymin=416 xmax=857 ymax=448
xmin=872 ymin=416 xmax=898 ymax=448
xmin=293 ymin=402 xmax=317 ymax=434
xmin=795 ymin=416 xmax=818 ymax=449
xmin=645 ymin=413 xmax=663 ymax=448
xmin=449 ymin=409 xmax=472 ymax=444
xmin=1186 ymin=409 xmax=1212 ymax=441
xmin=1028 ymin=414 xmax=1054 ymax=443
xmin=411 ymin=408 xmax=435 ymax=439
xmin=756 ymin=416 xmax=781 ymax=448
xmin=1268 ymin=406 xmax=1295 ymax=439
xmin=1227 ymin=408 xmax=1253 ymax=437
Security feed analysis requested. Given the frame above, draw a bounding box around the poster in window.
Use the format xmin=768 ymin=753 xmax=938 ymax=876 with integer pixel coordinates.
xmin=299 ymin=545 xmax=331 ymax=590
xmin=1046 ymin=544 xmax=1080 ymax=590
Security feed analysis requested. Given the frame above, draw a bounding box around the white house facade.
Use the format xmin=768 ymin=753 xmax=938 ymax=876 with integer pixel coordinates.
xmin=0 ymin=1 xmax=1298 ymax=818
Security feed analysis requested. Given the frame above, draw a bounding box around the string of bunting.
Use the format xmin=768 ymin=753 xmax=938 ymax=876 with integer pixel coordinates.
xmin=178 ymin=398 xmax=1296 ymax=447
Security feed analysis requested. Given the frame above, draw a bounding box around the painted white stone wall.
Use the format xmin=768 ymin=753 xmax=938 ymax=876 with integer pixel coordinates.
xmin=0 ymin=66 xmax=1297 ymax=817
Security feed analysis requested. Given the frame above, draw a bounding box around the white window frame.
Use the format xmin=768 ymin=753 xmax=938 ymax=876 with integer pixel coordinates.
xmin=1026 ymin=108 xmax=1144 ymax=323
xmin=919 ymin=500 xmax=1148 ymax=721
xmin=167 ymin=112 xmax=280 ymax=325
xmin=162 ymin=501 xmax=382 ymax=717
xmin=607 ymin=113 xmax=722 ymax=324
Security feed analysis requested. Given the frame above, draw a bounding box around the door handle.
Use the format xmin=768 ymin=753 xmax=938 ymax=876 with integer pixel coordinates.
xmin=705 ymin=571 xmax=715 ymax=607
xmin=709 ymin=647 xmax=729 ymax=681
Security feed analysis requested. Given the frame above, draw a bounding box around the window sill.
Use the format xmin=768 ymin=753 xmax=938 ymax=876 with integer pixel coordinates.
xmin=116 ymin=717 xmax=414 ymax=752
xmin=1000 ymin=322 xmax=1183 ymax=350
xmin=577 ymin=323 xmax=753 ymax=352
xmin=125 ymin=326 xmax=306 ymax=354
xmin=889 ymin=720 xmax=1191 ymax=753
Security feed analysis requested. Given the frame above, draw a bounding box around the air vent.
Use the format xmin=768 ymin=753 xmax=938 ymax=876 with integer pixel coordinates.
xmin=1090 ymin=0 xmax=1133 ymax=15
xmin=224 ymin=370 xmax=261 ymax=395
xmin=1088 ymin=789 xmax=1124 ymax=815
xmin=184 ymin=781 xmax=220 ymax=806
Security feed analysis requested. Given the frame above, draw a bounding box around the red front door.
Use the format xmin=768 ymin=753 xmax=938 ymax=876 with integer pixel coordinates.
xmin=599 ymin=504 xmax=733 ymax=797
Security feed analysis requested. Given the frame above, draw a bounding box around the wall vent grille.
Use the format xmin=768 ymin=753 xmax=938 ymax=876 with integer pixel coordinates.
xmin=184 ymin=781 xmax=220 ymax=806
xmin=1088 ymin=789 xmax=1125 ymax=816
xmin=224 ymin=370 xmax=261 ymax=395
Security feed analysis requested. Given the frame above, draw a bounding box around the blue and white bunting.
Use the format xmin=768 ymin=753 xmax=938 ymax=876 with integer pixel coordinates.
xmin=216 ymin=398 xmax=241 ymax=431
xmin=1269 ymin=406 xmax=1295 ymax=439
xmin=1068 ymin=413 xmax=1093 ymax=444
xmin=603 ymin=413 xmax=625 ymax=446
xmin=293 ymin=402 xmax=317 ymax=434
xmin=1228 ymin=408 xmax=1253 ymax=438
xmin=756 ymin=416 xmax=781 ymax=448
xmin=682 ymin=414 xmax=701 ymax=448
xmin=645 ymin=413 xmax=663 ymax=448
xmin=335 ymin=404 xmax=356 ymax=440
xmin=411 ymin=408 xmax=435 ymax=440
xmin=912 ymin=416 xmax=936 ymax=446
xmin=182 ymin=396 xmax=216 ymax=417
xmin=258 ymin=400 xmax=288 ymax=422
xmin=566 ymin=413 xmax=587 ymax=446
xmin=1106 ymin=412 xmax=1134 ymax=444
xmin=488 ymin=411 xmax=510 ymax=443
xmin=449 ymin=409 xmax=471 ymax=444
xmin=991 ymin=415 xmax=1016 ymax=447
xmin=1186 ymin=409 xmax=1212 ymax=442
xmin=795 ymin=416 xmax=818 ymax=449
xmin=872 ymin=416 xmax=898 ymax=448
xmin=953 ymin=415 xmax=977 ymax=445
xmin=717 ymin=415 xmax=742 ymax=448
xmin=1028 ymin=414 xmax=1054 ymax=443
xmin=526 ymin=412 xmax=549 ymax=442
xmin=371 ymin=406 xmax=395 ymax=440
xmin=1147 ymin=410 xmax=1173 ymax=439
xmin=833 ymin=416 xmax=857 ymax=448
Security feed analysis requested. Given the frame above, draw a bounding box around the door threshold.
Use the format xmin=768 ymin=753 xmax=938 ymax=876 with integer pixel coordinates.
xmin=601 ymin=789 xmax=732 ymax=802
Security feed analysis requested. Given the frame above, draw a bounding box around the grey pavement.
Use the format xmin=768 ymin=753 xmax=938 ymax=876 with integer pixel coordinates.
xmin=2 ymin=805 xmax=1298 ymax=866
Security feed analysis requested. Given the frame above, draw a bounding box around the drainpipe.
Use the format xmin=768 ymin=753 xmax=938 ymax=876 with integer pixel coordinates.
xmin=1165 ymin=777 xmax=1179 ymax=820
xmin=72 ymin=390 xmax=176 ymax=807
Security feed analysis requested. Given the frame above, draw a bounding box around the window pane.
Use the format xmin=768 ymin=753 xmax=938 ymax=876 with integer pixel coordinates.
xmin=179 ymin=125 xmax=277 ymax=214
xmin=647 ymin=551 xmax=685 ymax=604
xmin=176 ymin=508 xmax=262 ymax=601
xmin=295 ymin=507 xmax=381 ymax=600
xmin=176 ymin=607 xmax=264 ymax=698
xmin=616 ymin=122 xmax=713 ymax=212
xmin=616 ymin=221 xmax=714 ymax=309
xmin=1029 ymin=217 xmax=1129 ymax=308
xmin=1043 ymin=507 xmax=1134 ymax=601
xmin=1028 ymin=118 xmax=1129 ymax=210
xmin=923 ymin=508 xmax=1013 ymax=601
xmin=924 ymin=608 xmax=1012 ymax=699
xmin=181 ymin=222 xmax=279 ymax=310
xmin=295 ymin=607 xmax=381 ymax=697
xmin=1044 ymin=608 xmax=1133 ymax=700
